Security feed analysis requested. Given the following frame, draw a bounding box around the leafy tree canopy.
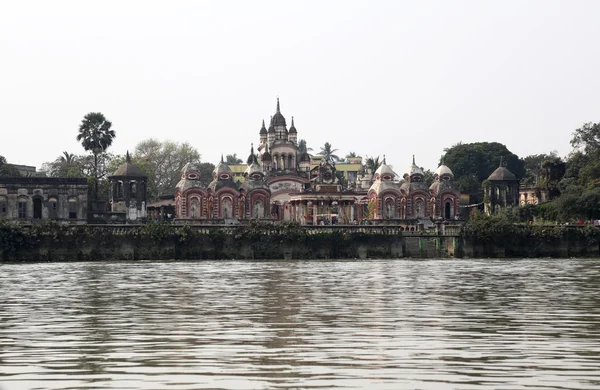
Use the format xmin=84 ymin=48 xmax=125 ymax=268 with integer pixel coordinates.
xmin=225 ymin=154 xmax=243 ymax=164
xmin=443 ymin=142 xmax=525 ymax=198
xmin=134 ymin=139 xmax=202 ymax=201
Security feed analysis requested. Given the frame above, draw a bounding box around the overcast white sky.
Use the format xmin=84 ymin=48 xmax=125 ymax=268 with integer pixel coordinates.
xmin=1 ymin=0 xmax=599 ymax=172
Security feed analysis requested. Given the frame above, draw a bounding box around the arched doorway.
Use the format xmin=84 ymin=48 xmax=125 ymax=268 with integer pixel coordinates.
xmin=33 ymin=196 xmax=42 ymax=219
xmin=445 ymin=201 xmax=452 ymax=220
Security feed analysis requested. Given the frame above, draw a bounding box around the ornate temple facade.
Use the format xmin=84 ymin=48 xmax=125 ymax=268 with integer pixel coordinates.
xmin=172 ymin=98 xmax=462 ymax=224
xmin=366 ymin=156 xmax=461 ymax=221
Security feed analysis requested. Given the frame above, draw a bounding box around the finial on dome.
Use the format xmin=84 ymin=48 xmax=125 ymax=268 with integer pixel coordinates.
xmin=126 ymin=150 xmax=131 ymax=163
xmin=291 ymin=116 xmax=294 ymax=126
xmin=221 ymin=154 xmax=224 ymax=163
xmin=412 ymin=155 xmax=415 ymax=165
xmin=276 ymin=97 xmax=280 ymax=113
xmin=383 ymin=154 xmax=386 ymax=164
xmin=251 ymin=143 xmax=254 ymax=154
xmin=499 ymin=156 xmax=503 ymax=167
xmin=262 ymin=119 xmax=265 ymax=127
xmin=441 ymin=154 xmax=445 ymax=166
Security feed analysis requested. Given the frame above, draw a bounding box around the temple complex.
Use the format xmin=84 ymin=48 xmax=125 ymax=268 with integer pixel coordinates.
xmin=169 ymin=99 xmax=462 ymax=224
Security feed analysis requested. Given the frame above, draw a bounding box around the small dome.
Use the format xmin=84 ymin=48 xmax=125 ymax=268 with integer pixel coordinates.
xmin=246 ymin=144 xmax=258 ymax=165
xmin=408 ymin=155 xmax=424 ymax=177
xmin=262 ymin=149 xmax=272 ymax=162
xmin=244 ymin=162 xmax=262 ymax=177
xmin=434 ymin=164 xmax=454 ymax=178
xmin=487 ymin=166 xmax=517 ymax=181
xmin=299 ymin=152 xmax=311 ymax=163
xmin=272 ymin=98 xmax=287 ymax=127
xmin=267 ymin=124 xmax=275 ymax=134
xmin=213 ymin=157 xmax=232 ymax=178
xmin=375 ymin=163 xmax=396 ymax=178
xmin=288 ymin=116 xmax=297 ymax=134
xmin=181 ymin=162 xmax=199 ymax=175
xmin=259 ymin=120 xmax=267 ymax=135
xmin=111 ymin=151 xmax=145 ymax=177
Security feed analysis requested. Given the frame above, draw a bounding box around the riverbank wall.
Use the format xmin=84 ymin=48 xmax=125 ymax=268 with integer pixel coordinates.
xmin=1 ymin=222 xmax=599 ymax=261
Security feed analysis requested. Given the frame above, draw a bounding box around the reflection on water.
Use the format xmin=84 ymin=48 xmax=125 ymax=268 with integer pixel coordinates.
xmin=1 ymin=259 xmax=600 ymax=389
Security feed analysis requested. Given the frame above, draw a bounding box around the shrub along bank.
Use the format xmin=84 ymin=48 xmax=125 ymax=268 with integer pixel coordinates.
xmin=0 ymin=221 xmax=403 ymax=261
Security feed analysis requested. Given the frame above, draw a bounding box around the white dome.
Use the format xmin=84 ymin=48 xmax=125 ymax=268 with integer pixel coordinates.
xmin=434 ymin=164 xmax=454 ymax=178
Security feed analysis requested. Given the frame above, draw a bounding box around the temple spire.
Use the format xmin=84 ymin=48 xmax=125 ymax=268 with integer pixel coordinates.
xmin=291 ymin=116 xmax=294 ymax=126
xmin=441 ymin=154 xmax=445 ymax=166
xmin=383 ymin=154 xmax=386 ymax=164
xmin=250 ymin=143 xmax=254 ymax=155
xmin=126 ymin=150 xmax=131 ymax=163
xmin=412 ymin=155 xmax=415 ymax=165
xmin=276 ymin=97 xmax=280 ymax=113
xmin=221 ymin=154 xmax=224 ymax=163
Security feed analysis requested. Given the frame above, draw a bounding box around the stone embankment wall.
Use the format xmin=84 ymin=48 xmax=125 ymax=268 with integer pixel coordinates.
xmin=1 ymin=223 xmax=461 ymax=261
xmin=1 ymin=223 xmax=599 ymax=261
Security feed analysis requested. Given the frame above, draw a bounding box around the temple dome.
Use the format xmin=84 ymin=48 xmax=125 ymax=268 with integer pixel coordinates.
xmin=111 ymin=151 xmax=145 ymax=177
xmin=435 ymin=164 xmax=454 ymax=178
xmin=487 ymin=166 xmax=517 ymax=181
xmin=271 ymin=98 xmax=287 ymax=127
xmin=288 ymin=117 xmax=297 ymax=134
xmin=259 ymin=120 xmax=267 ymax=135
xmin=299 ymin=151 xmax=311 ymax=163
xmin=213 ymin=157 xmax=232 ymax=178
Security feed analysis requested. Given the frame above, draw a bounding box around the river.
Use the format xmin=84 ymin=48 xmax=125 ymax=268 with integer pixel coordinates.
xmin=1 ymin=259 xmax=600 ymax=389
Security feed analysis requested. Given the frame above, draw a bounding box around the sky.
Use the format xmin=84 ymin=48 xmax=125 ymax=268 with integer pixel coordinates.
xmin=1 ymin=0 xmax=599 ymax=173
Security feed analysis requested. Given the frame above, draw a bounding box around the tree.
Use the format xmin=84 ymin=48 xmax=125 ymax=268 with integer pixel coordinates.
xmin=443 ymin=142 xmax=525 ymax=202
xmin=318 ymin=142 xmax=340 ymax=162
xmin=76 ymin=112 xmax=116 ymax=200
xmin=225 ymin=154 xmax=243 ymax=164
xmin=41 ymin=152 xmax=85 ymax=178
xmin=134 ymin=139 xmax=202 ymax=201
xmin=298 ymin=139 xmax=312 ymax=154
xmin=364 ymin=155 xmax=381 ymax=174
xmin=346 ymin=151 xmax=359 ymax=159
xmin=0 ymin=155 xmax=21 ymax=177
xmin=571 ymin=122 xmax=600 ymax=156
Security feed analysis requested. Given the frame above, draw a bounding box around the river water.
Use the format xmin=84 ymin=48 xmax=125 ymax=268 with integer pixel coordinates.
xmin=1 ymin=259 xmax=600 ymax=390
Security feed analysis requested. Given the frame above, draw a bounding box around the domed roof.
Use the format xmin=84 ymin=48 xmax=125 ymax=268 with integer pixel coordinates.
xmin=111 ymin=151 xmax=145 ymax=177
xmin=181 ymin=162 xmax=199 ymax=175
xmin=375 ymin=156 xmax=397 ymax=178
xmin=267 ymin=123 xmax=276 ymax=134
xmin=487 ymin=166 xmax=517 ymax=181
xmin=212 ymin=156 xmax=232 ymax=177
xmin=288 ymin=116 xmax=297 ymax=134
xmin=261 ymin=144 xmax=272 ymax=162
xmin=299 ymin=151 xmax=311 ymax=163
xmin=408 ymin=155 xmax=424 ymax=176
xmin=246 ymin=144 xmax=259 ymax=165
xmin=259 ymin=119 xmax=267 ymax=135
xmin=244 ymin=162 xmax=262 ymax=177
xmin=271 ymin=98 xmax=287 ymax=127
xmin=435 ymin=164 xmax=454 ymax=178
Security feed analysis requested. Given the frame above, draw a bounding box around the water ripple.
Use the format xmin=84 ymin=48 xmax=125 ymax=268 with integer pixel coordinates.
xmin=1 ymin=259 xmax=600 ymax=389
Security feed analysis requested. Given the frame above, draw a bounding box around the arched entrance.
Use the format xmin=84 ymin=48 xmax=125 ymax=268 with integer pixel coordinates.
xmin=33 ymin=196 xmax=43 ymax=219
xmin=445 ymin=201 xmax=452 ymax=220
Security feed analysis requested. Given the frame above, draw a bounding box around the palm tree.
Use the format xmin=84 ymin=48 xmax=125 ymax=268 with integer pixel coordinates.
xmin=318 ymin=142 xmax=340 ymax=162
xmin=364 ymin=155 xmax=381 ymax=175
xmin=76 ymin=112 xmax=116 ymax=200
xmin=225 ymin=153 xmax=243 ymax=164
xmin=346 ymin=151 xmax=359 ymax=159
